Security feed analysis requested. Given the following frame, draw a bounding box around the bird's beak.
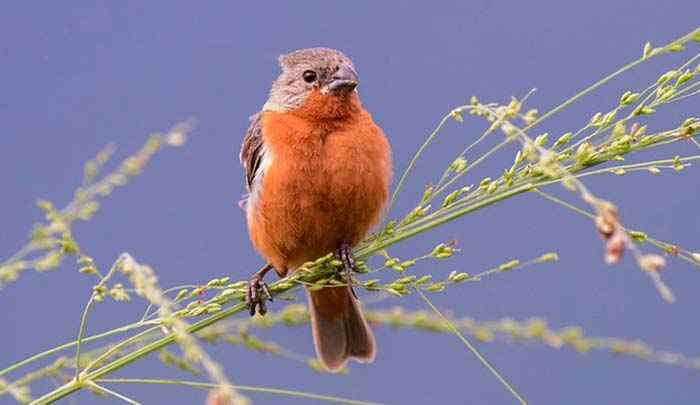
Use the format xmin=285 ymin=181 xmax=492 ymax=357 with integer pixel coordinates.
xmin=326 ymin=63 xmax=359 ymax=94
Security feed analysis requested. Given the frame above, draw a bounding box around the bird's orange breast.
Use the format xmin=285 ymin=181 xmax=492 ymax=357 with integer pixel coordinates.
xmin=246 ymin=92 xmax=392 ymax=274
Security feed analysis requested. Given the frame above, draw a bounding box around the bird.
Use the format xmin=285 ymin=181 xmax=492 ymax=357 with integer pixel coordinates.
xmin=239 ymin=48 xmax=392 ymax=371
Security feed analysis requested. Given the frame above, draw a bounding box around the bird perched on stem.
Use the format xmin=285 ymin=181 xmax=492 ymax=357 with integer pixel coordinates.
xmin=239 ymin=48 xmax=392 ymax=371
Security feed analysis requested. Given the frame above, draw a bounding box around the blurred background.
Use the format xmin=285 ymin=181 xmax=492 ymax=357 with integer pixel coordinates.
xmin=1 ymin=2 xmax=699 ymax=404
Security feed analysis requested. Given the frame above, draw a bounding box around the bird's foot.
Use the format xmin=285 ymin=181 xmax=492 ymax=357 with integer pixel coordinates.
xmin=246 ymin=265 xmax=273 ymax=316
xmin=336 ymin=242 xmax=359 ymax=299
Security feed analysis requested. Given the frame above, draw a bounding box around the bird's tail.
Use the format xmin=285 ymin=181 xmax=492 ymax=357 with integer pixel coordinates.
xmin=306 ymin=286 xmax=376 ymax=371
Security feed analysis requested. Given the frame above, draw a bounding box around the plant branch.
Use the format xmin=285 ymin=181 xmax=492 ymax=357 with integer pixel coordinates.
xmin=95 ymin=378 xmax=384 ymax=405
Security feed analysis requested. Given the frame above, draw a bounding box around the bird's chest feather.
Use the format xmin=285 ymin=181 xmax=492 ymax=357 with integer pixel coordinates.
xmin=261 ymin=110 xmax=387 ymax=216
xmin=250 ymin=108 xmax=390 ymax=264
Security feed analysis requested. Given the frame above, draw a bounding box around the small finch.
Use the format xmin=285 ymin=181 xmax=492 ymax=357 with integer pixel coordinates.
xmin=239 ymin=48 xmax=392 ymax=371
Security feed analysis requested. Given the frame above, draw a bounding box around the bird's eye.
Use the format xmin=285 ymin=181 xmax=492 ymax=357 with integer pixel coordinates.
xmin=302 ymin=70 xmax=317 ymax=83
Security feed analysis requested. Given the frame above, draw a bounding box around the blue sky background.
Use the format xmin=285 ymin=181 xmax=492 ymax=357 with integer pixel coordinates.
xmin=1 ymin=2 xmax=700 ymax=404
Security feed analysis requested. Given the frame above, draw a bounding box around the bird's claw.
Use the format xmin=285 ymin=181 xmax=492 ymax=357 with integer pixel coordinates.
xmin=246 ymin=276 xmax=273 ymax=316
xmin=337 ymin=242 xmax=359 ymax=299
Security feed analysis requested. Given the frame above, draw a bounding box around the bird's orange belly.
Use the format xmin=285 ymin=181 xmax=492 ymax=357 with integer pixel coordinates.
xmin=247 ymin=156 xmax=386 ymax=273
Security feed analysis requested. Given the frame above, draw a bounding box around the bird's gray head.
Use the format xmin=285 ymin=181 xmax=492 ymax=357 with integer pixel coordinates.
xmin=263 ymin=48 xmax=359 ymax=112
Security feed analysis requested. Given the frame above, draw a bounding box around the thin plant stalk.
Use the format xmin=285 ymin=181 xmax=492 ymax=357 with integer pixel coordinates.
xmin=416 ymin=289 xmax=527 ymax=405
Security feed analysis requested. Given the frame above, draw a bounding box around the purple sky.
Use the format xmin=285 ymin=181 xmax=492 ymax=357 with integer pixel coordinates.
xmin=1 ymin=2 xmax=700 ymax=404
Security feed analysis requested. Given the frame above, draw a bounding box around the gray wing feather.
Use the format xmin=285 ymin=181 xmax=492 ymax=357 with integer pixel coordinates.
xmin=239 ymin=112 xmax=265 ymax=193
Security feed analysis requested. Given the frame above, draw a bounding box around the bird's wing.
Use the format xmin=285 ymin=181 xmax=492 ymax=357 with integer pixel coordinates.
xmin=239 ymin=112 xmax=266 ymax=193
